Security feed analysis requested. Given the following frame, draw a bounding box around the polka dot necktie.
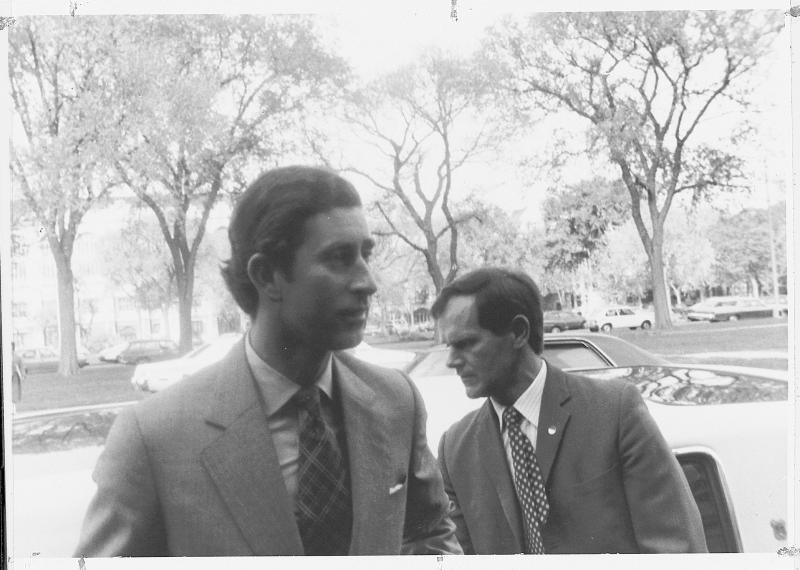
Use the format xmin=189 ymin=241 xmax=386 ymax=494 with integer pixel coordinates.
xmin=503 ymin=405 xmax=550 ymax=554
xmin=293 ymin=385 xmax=353 ymax=555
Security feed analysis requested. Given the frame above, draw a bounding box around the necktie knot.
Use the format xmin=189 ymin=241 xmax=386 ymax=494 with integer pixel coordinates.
xmin=293 ymin=385 xmax=323 ymax=416
xmin=503 ymin=405 xmax=523 ymax=430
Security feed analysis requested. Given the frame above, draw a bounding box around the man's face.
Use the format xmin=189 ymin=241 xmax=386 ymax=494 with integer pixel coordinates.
xmin=276 ymin=207 xmax=377 ymax=352
xmin=437 ymin=295 xmax=519 ymax=401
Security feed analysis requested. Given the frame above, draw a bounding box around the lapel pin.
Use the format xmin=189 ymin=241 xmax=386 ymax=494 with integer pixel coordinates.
xmin=547 ymin=426 xmax=557 ymax=435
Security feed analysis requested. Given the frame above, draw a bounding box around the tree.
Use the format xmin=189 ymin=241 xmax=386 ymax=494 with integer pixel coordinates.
xmin=459 ymin=202 xmax=540 ymax=272
xmin=9 ymin=17 xmax=122 ymax=375
xmin=111 ymin=15 xmax=349 ymax=351
xmin=662 ymin=208 xmax=716 ymax=305
xmin=593 ymin=221 xmax=650 ymax=304
xmin=334 ymin=51 xmax=509 ymax=294
xmin=542 ymin=177 xmax=629 ymax=273
xmin=98 ymin=212 xmax=177 ymax=338
xmin=486 ymin=10 xmax=781 ymax=328
xmin=710 ymin=203 xmax=786 ymax=296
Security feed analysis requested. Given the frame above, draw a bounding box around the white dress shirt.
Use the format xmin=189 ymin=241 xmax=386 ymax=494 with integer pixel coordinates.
xmin=490 ymin=360 xmax=548 ymax=479
xmin=244 ymin=335 xmax=335 ymax=505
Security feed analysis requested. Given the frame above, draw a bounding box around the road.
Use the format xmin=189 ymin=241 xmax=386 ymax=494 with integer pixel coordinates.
xmin=8 ymin=317 xmax=790 ymax=557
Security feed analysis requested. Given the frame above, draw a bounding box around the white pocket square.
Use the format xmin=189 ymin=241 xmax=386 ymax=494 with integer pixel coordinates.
xmin=388 ymin=483 xmax=405 ymax=495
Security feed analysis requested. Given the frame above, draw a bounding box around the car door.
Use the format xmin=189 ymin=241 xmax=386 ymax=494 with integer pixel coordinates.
xmin=617 ymin=307 xmax=637 ymax=327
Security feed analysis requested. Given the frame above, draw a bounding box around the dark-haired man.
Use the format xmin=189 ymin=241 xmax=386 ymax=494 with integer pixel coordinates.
xmin=432 ymin=267 xmax=707 ymax=554
xmin=75 ymin=166 xmax=460 ymax=556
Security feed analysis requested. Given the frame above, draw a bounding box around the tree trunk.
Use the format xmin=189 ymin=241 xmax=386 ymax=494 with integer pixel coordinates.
xmin=161 ymin=304 xmax=171 ymax=340
xmin=647 ymin=229 xmax=673 ymax=330
xmin=52 ymin=249 xmax=80 ymax=376
xmin=177 ymin=270 xmax=195 ymax=353
xmin=669 ymin=283 xmax=682 ymax=306
xmin=749 ymin=275 xmax=760 ymax=297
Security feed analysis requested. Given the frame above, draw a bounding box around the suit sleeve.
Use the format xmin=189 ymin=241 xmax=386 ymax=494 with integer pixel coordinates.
xmin=437 ymin=431 xmax=474 ymax=554
xmin=74 ymin=407 xmax=167 ymax=557
xmin=617 ymin=382 xmax=708 ymax=553
xmin=400 ymin=376 xmax=463 ymax=555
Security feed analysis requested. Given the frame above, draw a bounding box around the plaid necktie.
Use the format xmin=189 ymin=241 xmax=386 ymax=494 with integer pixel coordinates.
xmin=293 ymin=385 xmax=353 ymax=555
xmin=503 ymin=405 xmax=550 ymax=554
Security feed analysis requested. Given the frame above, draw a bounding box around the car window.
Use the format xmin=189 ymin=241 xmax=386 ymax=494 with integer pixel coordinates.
xmin=677 ymin=452 xmax=740 ymax=552
xmin=605 ymin=309 xmax=616 ymax=317
xmin=543 ymin=344 xmax=609 ymax=370
xmin=619 ymin=308 xmax=636 ymax=315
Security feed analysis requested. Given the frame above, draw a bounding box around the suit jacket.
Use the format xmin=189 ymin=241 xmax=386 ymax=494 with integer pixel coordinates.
xmin=75 ymin=340 xmax=461 ymax=556
xmin=438 ymin=364 xmax=707 ymax=554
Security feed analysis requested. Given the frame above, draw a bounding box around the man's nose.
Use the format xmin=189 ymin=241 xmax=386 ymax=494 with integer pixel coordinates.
xmin=351 ymin=256 xmax=377 ymax=296
xmin=446 ymin=348 xmax=461 ymax=369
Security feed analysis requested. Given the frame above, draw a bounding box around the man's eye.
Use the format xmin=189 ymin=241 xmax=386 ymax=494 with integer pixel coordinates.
xmin=327 ymin=249 xmax=354 ymax=265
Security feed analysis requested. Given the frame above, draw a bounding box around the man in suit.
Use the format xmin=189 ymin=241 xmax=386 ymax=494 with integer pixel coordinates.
xmin=432 ymin=267 xmax=707 ymax=554
xmin=75 ymin=166 xmax=461 ymax=557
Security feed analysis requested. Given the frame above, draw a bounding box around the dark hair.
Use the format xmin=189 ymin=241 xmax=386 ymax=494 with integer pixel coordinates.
xmin=221 ymin=166 xmax=362 ymax=317
xmin=430 ymin=267 xmax=544 ymax=354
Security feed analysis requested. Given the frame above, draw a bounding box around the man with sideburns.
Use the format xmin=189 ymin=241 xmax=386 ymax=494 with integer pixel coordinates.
xmin=75 ymin=166 xmax=461 ymax=556
xmin=432 ymin=267 xmax=707 ymax=554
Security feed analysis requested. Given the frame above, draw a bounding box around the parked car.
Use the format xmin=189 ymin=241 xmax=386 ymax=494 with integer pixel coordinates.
xmin=117 ymin=339 xmax=180 ymax=365
xmin=585 ymin=305 xmax=655 ymax=332
xmin=687 ymin=296 xmax=776 ymax=322
xmin=543 ymin=310 xmax=586 ymax=333
xmin=18 ymin=346 xmax=89 ymax=374
xmin=405 ymin=334 xmax=788 ymax=553
xmin=97 ymin=341 xmax=131 ymax=363
xmin=387 ymin=318 xmax=410 ymax=336
xmin=132 ymin=334 xmax=242 ymax=392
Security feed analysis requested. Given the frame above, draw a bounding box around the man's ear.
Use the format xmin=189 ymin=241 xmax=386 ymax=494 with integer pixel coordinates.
xmin=246 ymin=253 xmax=283 ymax=302
xmin=510 ymin=315 xmax=530 ymax=349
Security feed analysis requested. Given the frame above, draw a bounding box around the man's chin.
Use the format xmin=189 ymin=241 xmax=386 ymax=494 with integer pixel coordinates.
xmin=329 ymin=331 xmax=364 ymax=352
xmin=463 ymin=384 xmax=486 ymax=400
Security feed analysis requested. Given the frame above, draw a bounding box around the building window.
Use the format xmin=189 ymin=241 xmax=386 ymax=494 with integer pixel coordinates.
xmin=44 ymin=326 xmax=58 ymax=347
xmin=12 ymin=303 xmax=28 ymax=318
xmin=116 ymin=297 xmax=136 ymax=312
xmin=12 ymin=332 xmax=26 ymax=347
xmin=11 ymin=261 xmax=26 ymax=281
xmin=11 ymin=237 xmax=28 ymax=257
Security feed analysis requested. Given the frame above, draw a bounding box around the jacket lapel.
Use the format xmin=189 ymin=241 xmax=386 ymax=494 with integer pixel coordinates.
xmin=200 ymin=339 xmax=303 ymax=555
xmin=475 ymin=401 xmax=525 ymax=550
xmin=536 ymin=364 xmax=572 ymax=485
xmin=333 ymin=355 xmax=394 ymax=554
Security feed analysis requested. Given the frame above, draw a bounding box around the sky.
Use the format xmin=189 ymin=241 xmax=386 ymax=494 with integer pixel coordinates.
xmin=1 ymin=1 xmax=793 ymax=228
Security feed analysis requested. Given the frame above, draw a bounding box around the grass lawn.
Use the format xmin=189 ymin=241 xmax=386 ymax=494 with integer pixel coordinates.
xmin=614 ymin=318 xmax=788 ymax=370
xmin=14 ymin=364 xmax=146 ymax=413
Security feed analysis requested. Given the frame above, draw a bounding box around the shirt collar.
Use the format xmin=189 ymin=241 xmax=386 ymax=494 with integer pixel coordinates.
xmin=244 ymin=333 xmax=333 ymax=416
xmin=491 ymin=359 xmax=547 ymax=431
